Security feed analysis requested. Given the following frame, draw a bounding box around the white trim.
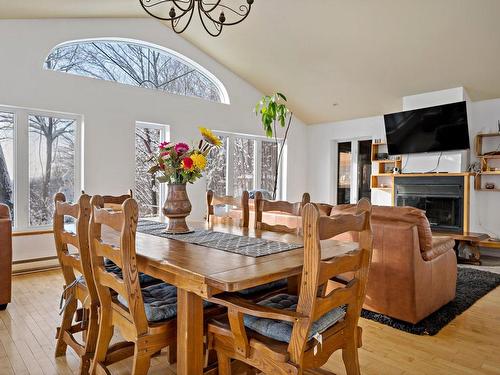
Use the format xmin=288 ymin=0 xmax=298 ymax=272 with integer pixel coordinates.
xmin=44 ymin=37 xmax=230 ymax=105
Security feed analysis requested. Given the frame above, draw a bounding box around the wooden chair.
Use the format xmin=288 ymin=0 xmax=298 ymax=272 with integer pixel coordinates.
xmin=254 ymin=192 xmax=310 ymax=234
xmin=81 ymin=189 xmax=133 ymax=211
xmin=208 ymin=199 xmax=373 ymax=375
xmin=54 ymin=193 xmax=98 ymax=375
xmin=54 ymin=191 xmax=135 ymax=374
xmin=206 ymin=190 xmax=250 ymax=227
xmin=89 ymin=196 xmax=178 ymax=375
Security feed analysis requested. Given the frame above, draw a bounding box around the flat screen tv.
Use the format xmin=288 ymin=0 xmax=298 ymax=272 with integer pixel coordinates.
xmin=384 ymin=101 xmax=470 ymax=155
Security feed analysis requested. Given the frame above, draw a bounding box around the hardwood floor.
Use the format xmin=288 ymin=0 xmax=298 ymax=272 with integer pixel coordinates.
xmin=0 ymin=269 xmax=499 ymax=375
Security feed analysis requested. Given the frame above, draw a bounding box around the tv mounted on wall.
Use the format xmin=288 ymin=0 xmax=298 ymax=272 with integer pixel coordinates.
xmin=384 ymin=101 xmax=470 ymax=155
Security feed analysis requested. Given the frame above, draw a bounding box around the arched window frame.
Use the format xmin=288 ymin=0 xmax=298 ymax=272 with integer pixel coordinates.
xmin=44 ymin=37 xmax=230 ymax=104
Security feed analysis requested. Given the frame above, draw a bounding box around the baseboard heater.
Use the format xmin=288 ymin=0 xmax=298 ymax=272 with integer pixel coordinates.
xmin=12 ymin=256 xmax=60 ymax=274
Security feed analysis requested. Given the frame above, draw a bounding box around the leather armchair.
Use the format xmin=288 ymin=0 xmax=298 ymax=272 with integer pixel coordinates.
xmin=0 ymin=204 xmax=12 ymax=310
xmin=331 ymin=205 xmax=457 ymax=324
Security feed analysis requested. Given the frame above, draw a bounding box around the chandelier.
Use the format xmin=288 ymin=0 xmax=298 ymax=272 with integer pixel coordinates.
xmin=139 ymin=0 xmax=254 ymax=37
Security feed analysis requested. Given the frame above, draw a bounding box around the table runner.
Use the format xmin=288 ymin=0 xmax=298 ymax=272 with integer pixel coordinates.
xmin=137 ymin=220 xmax=302 ymax=257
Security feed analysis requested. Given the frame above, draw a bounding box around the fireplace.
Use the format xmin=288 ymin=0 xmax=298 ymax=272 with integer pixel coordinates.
xmin=394 ymin=176 xmax=465 ymax=233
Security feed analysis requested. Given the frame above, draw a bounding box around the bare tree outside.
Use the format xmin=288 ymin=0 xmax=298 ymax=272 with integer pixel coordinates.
xmin=261 ymin=141 xmax=279 ymax=196
xmin=135 ymin=126 xmax=162 ymax=217
xmin=0 ymin=112 xmax=14 ymax=214
xmin=45 ymin=40 xmax=224 ymax=103
xmin=233 ymin=137 xmax=254 ymax=197
xmin=206 ymin=136 xmax=227 ymax=196
xmin=29 ymin=115 xmax=75 ymax=226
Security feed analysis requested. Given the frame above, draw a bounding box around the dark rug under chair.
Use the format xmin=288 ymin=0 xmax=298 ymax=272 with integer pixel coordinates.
xmin=361 ymin=267 xmax=500 ymax=335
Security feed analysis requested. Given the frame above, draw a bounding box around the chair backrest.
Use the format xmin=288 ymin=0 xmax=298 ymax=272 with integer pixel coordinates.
xmin=287 ymin=199 xmax=373 ymax=363
xmin=254 ymin=191 xmax=310 ymax=234
xmin=206 ymin=190 xmax=250 ymax=227
xmin=53 ymin=193 xmax=99 ymax=304
xmin=88 ymin=196 xmax=149 ymax=335
xmin=82 ymin=189 xmax=133 ymax=211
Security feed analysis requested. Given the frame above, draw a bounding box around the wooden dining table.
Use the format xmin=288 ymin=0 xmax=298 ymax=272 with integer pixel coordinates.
xmin=105 ymin=220 xmax=359 ymax=375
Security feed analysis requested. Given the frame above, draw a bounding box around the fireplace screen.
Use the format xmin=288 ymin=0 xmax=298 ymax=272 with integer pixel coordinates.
xmin=395 ymin=176 xmax=464 ymax=233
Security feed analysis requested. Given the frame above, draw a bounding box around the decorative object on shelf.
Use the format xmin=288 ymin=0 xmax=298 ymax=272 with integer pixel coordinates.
xmin=485 ymin=183 xmax=496 ymax=190
xmin=147 ymin=127 xmax=221 ymax=233
xmin=139 ymin=0 xmax=254 ymax=37
xmin=376 ymin=152 xmax=389 ymax=160
xmin=392 ymin=167 xmax=401 ymax=174
xmin=255 ymin=92 xmax=292 ymax=200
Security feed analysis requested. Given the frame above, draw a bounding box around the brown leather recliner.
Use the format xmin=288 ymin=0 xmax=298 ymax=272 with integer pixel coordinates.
xmin=0 ymin=204 xmax=12 ymax=310
xmin=331 ymin=205 xmax=457 ymax=324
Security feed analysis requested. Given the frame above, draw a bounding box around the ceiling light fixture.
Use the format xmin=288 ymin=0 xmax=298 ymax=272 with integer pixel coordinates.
xmin=139 ymin=0 xmax=254 ymax=37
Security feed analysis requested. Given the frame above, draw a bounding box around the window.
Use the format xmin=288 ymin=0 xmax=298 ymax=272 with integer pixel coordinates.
xmin=29 ymin=115 xmax=76 ymax=226
xmin=44 ymin=38 xmax=229 ymax=104
xmin=206 ymin=133 xmax=284 ymax=199
xmin=135 ymin=123 xmax=169 ymax=218
xmin=206 ymin=136 xmax=228 ymax=196
xmin=232 ymin=137 xmax=255 ymax=197
xmin=0 ymin=106 xmax=81 ymax=230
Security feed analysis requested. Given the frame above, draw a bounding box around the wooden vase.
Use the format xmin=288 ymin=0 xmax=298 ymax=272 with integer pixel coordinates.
xmin=162 ymin=183 xmax=192 ymax=234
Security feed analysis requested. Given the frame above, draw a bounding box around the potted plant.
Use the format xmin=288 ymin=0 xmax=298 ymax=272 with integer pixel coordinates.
xmin=255 ymin=92 xmax=293 ymax=200
xmin=148 ymin=127 xmax=221 ymax=233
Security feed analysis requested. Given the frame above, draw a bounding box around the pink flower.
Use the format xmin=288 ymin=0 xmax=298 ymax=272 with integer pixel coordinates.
xmin=174 ymin=142 xmax=190 ymax=154
xmin=159 ymin=141 xmax=170 ymax=150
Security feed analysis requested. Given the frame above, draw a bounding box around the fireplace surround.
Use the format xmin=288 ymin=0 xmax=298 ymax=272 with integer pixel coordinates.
xmin=394 ymin=175 xmax=466 ymax=233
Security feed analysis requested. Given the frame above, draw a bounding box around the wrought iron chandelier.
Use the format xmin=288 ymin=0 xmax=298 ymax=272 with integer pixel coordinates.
xmin=139 ymin=0 xmax=254 ymax=37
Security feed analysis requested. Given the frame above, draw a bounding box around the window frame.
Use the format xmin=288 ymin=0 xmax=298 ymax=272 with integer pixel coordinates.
xmin=44 ymin=38 xmax=230 ymax=105
xmin=0 ymin=104 xmax=82 ymax=232
xmin=134 ymin=121 xmax=170 ymax=219
xmin=212 ymin=131 xmax=285 ymax=199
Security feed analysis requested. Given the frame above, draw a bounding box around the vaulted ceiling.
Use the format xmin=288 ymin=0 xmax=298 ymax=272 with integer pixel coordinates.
xmin=2 ymin=0 xmax=500 ymax=124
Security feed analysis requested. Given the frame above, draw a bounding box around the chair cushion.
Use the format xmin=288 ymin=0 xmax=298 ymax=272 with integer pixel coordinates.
xmin=104 ymin=259 xmax=162 ymax=287
xmin=237 ymin=279 xmax=288 ymax=296
xmin=117 ymin=283 xmax=213 ymax=323
xmin=243 ymin=294 xmax=346 ymax=343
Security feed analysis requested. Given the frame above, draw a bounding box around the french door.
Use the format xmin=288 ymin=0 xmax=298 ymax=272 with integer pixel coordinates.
xmin=336 ymin=139 xmax=372 ymax=204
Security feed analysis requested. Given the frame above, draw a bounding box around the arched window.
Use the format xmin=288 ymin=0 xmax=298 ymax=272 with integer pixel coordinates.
xmin=44 ymin=38 xmax=229 ymax=104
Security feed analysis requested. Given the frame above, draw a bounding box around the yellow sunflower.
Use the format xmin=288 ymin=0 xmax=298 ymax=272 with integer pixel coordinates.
xmin=199 ymin=127 xmax=222 ymax=147
xmin=190 ymin=153 xmax=207 ymax=170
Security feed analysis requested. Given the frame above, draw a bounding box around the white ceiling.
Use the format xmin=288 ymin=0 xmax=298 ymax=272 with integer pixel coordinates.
xmin=2 ymin=0 xmax=500 ymax=124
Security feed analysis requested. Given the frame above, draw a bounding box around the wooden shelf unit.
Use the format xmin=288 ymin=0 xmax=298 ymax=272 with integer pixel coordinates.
xmin=370 ymin=143 xmax=401 ymax=193
xmin=474 ymin=132 xmax=500 ymax=191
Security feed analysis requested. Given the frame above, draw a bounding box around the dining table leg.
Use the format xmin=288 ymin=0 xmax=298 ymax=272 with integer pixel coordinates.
xmin=177 ymin=288 xmax=205 ymax=375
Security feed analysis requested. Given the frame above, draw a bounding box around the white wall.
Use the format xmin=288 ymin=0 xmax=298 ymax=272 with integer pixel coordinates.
xmin=307 ymin=94 xmax=500 ymax=238
xmin=0 ymin=19 xmax=308 ymax=261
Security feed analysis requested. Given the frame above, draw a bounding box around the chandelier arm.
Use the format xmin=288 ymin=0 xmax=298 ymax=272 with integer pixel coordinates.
xmin=198 ymin=0 xmax=222 ymax=13
xmin=198 ymin=4 xmax=223 ymax=37
xmin=172 ymin=5 xmax=196 ymax=34
xmin=139 ymin=0 xmax=191 ymax=21
xmin=199 ymin=2 xmax=252 ymax=26
xmin=171 ymin=0 xmax=194 ymax=13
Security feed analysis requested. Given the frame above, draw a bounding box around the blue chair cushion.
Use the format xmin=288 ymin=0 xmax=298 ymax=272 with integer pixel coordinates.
xmin=243 ymin=293 xmax=346 ymax=343
xmin=104 ymin=259 xmax=162 ymax=287
xmin=237 ymin=278 xmax=288 ymax=296
xmin=117 ymin=282 xmax=213 ymax=323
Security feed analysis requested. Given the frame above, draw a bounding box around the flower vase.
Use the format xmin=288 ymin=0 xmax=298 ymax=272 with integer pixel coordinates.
xmin=162 ymin=183 xmax=192 ymax=234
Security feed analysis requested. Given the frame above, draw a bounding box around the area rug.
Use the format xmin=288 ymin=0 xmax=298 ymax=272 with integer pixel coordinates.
xmin=361 ymin=267 xmax=500 ymax=335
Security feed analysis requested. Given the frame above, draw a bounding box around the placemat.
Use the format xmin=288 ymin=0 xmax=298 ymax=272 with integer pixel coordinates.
xmin=137 ymin=220 xmax=302 ymax=257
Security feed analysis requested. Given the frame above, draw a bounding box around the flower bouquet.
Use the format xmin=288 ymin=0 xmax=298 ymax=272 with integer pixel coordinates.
xmin=147 ymin=127 xmax=222 ymax=233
